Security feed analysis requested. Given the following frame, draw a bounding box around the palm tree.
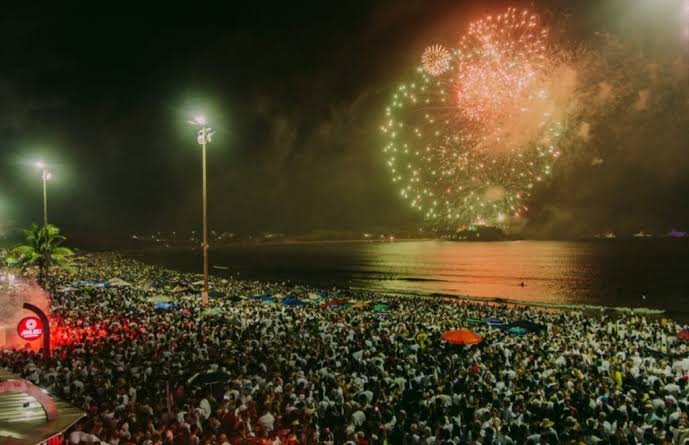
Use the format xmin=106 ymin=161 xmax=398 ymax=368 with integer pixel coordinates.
xmin=6 ymin=224 xmax=74 ymax=286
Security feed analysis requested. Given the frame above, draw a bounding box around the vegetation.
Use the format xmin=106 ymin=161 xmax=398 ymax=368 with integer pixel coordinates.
xmin=5 ymin=224 xmax=74 ymax=286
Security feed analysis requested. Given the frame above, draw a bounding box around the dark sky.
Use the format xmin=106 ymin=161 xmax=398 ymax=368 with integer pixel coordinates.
xmin=1 ymin=1 xmax=688 ymax=238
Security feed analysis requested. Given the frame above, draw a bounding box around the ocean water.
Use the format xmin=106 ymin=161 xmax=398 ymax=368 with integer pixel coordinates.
xmin=134 ymin=240 xmax=689 ymax=316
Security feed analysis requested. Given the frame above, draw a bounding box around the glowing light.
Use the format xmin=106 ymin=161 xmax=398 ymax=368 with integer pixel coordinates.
xmin=193 ymin=115 xmax=207 ymax=125
xmin=34 ymin=161 xmax=45 ymax=169
xmin=422 ymin=44 xmax=452 ymax=76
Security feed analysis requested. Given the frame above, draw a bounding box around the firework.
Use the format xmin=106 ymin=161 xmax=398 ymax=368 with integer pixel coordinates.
xmin=422 ymin=44 xmax=452 ymax=76
xmin=455 ymin=9 xmax=549 ymax=124
xmin=383 ymin=8 xmax=572 ymax=228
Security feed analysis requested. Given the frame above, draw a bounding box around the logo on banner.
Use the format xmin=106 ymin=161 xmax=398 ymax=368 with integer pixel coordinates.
xmin=17 ymin=317 xmax=43 ymax=341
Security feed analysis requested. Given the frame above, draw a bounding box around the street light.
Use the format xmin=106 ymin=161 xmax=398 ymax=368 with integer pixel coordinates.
xmin=188 ymin=115 xmax=215 ymax=305
xmin=684 ymin=0 xmax=689 ymax=42
xmin=33 ymin=161 xmax=51 ymax=226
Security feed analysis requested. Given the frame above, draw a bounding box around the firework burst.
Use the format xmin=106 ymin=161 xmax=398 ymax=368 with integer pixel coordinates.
xmin=422 ymin=44 xmax=452 ymax=76
xmin=383 ymin=8 xmax=573 ymax=228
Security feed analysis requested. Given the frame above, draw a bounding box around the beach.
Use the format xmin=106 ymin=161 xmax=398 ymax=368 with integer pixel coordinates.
xmin=2 ymin=251 xmax=689 ymax=444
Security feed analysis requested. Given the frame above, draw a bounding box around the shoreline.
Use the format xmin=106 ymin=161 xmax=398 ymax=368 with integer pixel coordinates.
xmin=348 ymin=286 xmax=669 ymax=317
xmin=113 ymin=250 xmax=677 ymax=321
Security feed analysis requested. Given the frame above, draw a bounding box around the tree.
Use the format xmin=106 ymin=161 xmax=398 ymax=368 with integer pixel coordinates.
xmin=6 ymin=224 xmax=74 ymax=286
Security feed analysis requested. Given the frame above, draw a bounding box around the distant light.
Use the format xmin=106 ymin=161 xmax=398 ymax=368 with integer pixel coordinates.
xmin=34 ymin=161 xmax=45 ymax=169
xmin=193 ymin=115 xmax=207 ymax=125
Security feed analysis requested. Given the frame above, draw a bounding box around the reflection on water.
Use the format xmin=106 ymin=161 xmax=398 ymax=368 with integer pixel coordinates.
xmin=137 ymin=240 xmax=689 ymax=313
xmin=359 ymin=241 xmax=589 ymax=304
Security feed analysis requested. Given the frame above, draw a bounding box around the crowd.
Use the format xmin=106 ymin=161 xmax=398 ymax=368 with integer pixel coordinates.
xmin=2 ymin=253 xmax=689 ymax=445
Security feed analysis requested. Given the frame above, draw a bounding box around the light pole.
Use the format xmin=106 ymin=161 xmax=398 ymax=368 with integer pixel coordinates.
xmin=34 ymin=161 xmax=51 ymax=226
xmin=684 ymin=0 xmax=689 ymax=73
xmin=189 ymin=116 xmax=214 ymax=305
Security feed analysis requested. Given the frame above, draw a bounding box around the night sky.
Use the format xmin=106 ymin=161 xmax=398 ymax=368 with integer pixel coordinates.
xmin=1 ymin=1 xmax=688 ymax=239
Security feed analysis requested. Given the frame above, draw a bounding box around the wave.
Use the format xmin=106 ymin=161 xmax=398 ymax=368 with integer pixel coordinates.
xmin=349 ymin=286 xmax=667 ymax=315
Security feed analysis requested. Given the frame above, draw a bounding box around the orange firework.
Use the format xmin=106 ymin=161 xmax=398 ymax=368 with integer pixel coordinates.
xmin=452 ymin=8 xmax=560 ymax=155
xmin=455 ymin=8 xmax=549 ymax=123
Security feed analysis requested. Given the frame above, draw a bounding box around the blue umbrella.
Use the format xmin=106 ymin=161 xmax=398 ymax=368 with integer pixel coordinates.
xmin=208 ymin=290 xmax=225 ymax=299
xmin=484 ymin=318 xmax=504 ymax=329
xmin=281 ymin=296 xmax=306 ymax=307
xmin=259 ymin=295 xmax=275 ymax=304
xmin=507 ymin=326 xmax=529 ymax=336
xmin=501 ymin=320 xmax=546 ymax=335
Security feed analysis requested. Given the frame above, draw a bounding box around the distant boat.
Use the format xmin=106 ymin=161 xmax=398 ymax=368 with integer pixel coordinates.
xmin=212 ymin=265 xmax=230 ymax=270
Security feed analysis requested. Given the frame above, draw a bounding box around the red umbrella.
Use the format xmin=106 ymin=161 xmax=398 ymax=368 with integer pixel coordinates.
xmin=441 ymin=329 xmax=483 ymax=346
xmin=677 ymin=330 xmax=689 ymax=341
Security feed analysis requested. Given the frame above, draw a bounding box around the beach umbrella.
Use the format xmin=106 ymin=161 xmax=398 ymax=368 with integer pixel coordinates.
xmin=677 ymin=330 xmax=689 ymax=341
xmin=465 ymin=318 xmax=483 ymax=326
xmin=259 ymin=295 xmax=275 ymax=304
xmin=208 ymin=290 xmax=225 ymax=299
xmin=108 ymin=278 xmax=132 ymax=287
xmin=441 ymin=329 xmax=483 ymax=346
xmin=187 ymin=370 xmax=232 ymax=386
xmin=282 ymin=296 xmax=306 ymax=307
xmin=148 ymin=294 xmax=172 ymax=303
xmin=507 ymin=326 xmax=529 ymax=336
xmin=79 ymin=279 xmax=109 ymax=288
xmin=505 ymin=320 xmax=546 ymax=333
xmin=484 ymin=318 xmax=504 ymax=329
xmin=373 ymin=304 xmax=389 ymax=312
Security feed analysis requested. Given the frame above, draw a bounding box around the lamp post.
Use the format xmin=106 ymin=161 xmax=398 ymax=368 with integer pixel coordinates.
xmin=684 ymin=0 xmax=689 ymax=62
xmin=34 ymin=161 xmax=51 ymax=226
xmin=189 ymin=116 xmax=214 ymax=305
